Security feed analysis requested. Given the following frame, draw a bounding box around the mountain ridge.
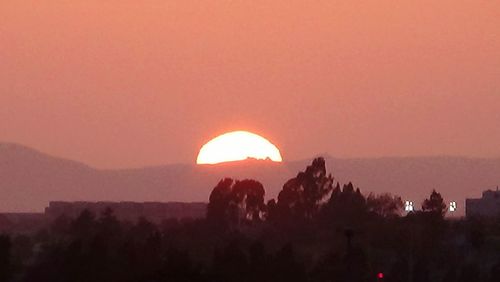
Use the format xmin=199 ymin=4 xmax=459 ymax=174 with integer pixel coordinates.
xmin=1 ymin=142 xmax=499 ymax=216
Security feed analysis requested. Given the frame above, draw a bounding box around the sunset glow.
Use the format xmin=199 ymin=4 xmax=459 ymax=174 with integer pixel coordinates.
xmin=196 ymin=131 xmax=282 ymax=164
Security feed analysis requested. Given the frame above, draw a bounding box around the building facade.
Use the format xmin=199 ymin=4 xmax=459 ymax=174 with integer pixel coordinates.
xmin=45 ymin=201 xmax=207 ymax=223
xmin=465 ymin=188 xmax=500 ymax=218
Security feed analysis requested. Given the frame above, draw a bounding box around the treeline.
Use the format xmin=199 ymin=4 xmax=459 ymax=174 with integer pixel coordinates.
xmin=207 ymin=158 xmax=406 ymax=227
xmin=0 ymin=158 xmax=499 ymax=282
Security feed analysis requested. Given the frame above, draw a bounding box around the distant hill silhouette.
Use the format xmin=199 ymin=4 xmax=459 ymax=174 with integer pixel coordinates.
xmin=1 ymin=142 xmax=499 ymax=215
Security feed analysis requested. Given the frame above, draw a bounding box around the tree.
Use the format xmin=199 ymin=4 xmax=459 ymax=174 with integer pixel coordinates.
xmin=207 ymin=178 xmax=234 ymax=226
xmin=323 ymin=182 xmax=368 ymax=223
xmin=97 ymin=208 xmax=122 ymax=240
xmin=69 ymin=209 xmax=97 ymax=239
xmin=422 ymin=190 xmax=446 ymax=218
xmin=366 ymin=193 xmax=404 ymax=218
xmin=276 ymin=157 xmax=334 ymax=220
xmin=207 ymin=178 xmax=266 ymax=227
xmin=232 ymin=179 xmax=266 ymax=222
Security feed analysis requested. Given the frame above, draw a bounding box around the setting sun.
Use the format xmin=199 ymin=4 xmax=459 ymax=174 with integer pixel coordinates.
xmin=196 ymin=131 xmax=282 ymax=164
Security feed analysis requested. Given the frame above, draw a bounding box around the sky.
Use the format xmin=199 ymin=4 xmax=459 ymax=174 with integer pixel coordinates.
xmin=1 ymin=1 xmax=499 ymax=168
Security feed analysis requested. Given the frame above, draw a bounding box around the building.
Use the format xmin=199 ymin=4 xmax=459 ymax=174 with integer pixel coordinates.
xmin=465 ymin=187 xmax=500 ymax=218
xmin=0 ymin=201 xmax=208 ymax=233
xmin=44 ymin=201 xmax=207 ymax=223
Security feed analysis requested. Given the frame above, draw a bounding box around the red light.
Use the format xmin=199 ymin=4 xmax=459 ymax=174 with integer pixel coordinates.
xmin=377 ymin=272 xmax=384 ymax=279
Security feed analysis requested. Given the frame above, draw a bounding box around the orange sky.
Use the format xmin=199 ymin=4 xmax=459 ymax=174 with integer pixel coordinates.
xmin=1 ymin=1 xmax=499 ymax=168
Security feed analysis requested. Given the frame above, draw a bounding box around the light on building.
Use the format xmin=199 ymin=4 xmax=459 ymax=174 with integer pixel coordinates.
xmin=449 ymin=201 xmax=457 ymax=212
xmin=405 ymin=201 xmax=414 ymax=212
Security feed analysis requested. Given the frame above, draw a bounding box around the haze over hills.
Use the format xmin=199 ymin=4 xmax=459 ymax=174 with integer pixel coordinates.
xmin=1 ymin=142 xmax=499 ymax=216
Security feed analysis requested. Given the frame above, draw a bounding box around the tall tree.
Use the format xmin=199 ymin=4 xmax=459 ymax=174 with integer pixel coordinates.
xmin=276 ymin=157 xmax=334 ymax=220
xmin=207 ymin=178 xmax=266 ymax=227
xmin=323 ymin=182 xmax=368 ymax=223
xmin=207 ymin=178 xmax=234 ymax=226
xmin=232 ymin=179 xmax=266 ymax=222
xmin=422 ymin=189 xmax=446 ymax=218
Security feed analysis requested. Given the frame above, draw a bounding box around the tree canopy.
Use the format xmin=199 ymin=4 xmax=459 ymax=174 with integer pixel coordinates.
xmin=207 ymin=178 xmax=266 ymax=228
xmin=422 ymin=189 xmax=447 ymax=218
xmin=274 ymin=157 xmax=334 ymax=221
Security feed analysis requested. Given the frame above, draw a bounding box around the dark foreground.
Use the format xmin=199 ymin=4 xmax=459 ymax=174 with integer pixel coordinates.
xmin=0 ymin=158 xmax=499 ymax=282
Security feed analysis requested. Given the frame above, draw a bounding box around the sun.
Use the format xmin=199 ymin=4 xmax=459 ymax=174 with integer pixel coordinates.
xmin=196 ymin=131 xmax=283 ymax=164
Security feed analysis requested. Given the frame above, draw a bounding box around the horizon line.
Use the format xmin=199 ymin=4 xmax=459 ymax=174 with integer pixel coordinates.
xmin=2 ymin=141 xmax=500 ymax=170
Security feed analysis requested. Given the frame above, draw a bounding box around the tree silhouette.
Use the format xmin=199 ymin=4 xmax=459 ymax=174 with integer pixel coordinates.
xmin=422 ymin=189 xmax=446 ymax=218
xmin=276 ymin=157 xmax=333 ymax=220
xmin=6 ymin=157 xmax=500 ymax=282
xmin=97 ymin=208 xmax=122 ymax=240
xmin=323 ymin=182 xmax=368 ymax=223
xmin=367 ymin=193 xmax=404 ymax=218
xmin=69 ymin=209 xmax=97 ymax=239
xmin=232 ymin=179 xmax=266 ymax=222
xmin=207 ymin=178 xmax=234 ymax=226
xmin=208 ymin=178 xmax=266 ymax=228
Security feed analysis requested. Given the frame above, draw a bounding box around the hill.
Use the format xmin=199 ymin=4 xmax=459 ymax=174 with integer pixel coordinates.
xmin=1 ymin=143 xmax=499 ymax=215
